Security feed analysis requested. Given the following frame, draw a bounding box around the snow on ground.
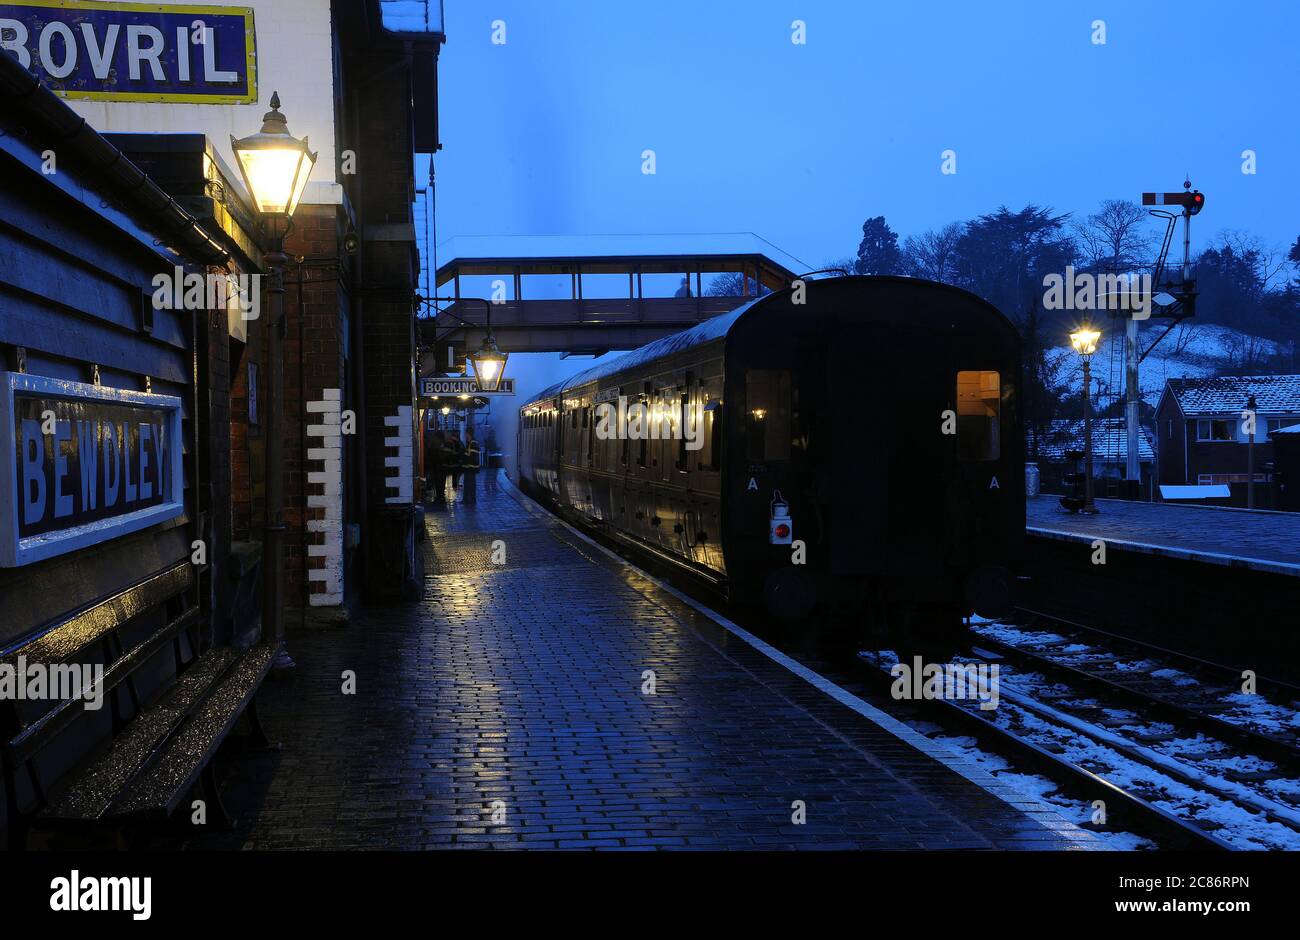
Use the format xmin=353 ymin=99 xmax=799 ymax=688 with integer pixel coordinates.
xmin=916 ymin=730 xmax=1156 ymax=851
xmin=865 ymin=650 xmax=1153 ymax=849
xmin=973 ymin=621 xmax=1300 ymax=742
xmin=870 ymin=636 xmax=1300 ymax=849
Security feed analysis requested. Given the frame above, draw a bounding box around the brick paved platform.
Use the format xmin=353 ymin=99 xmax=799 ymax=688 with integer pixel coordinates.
xmin=1028 ymin=495 xmax=1300 ymax=576
xmin=189 ymin=472 xmax=1095 ymax=850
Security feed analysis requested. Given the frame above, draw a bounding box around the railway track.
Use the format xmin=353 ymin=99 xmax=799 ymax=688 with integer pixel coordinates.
xmin=848 ymin=652 xmax=1231 ymax=851
xmin=993 ymin=608 xmax=1300 ymax=751
xmin=939 ymin=610 xmax=1300 ymax=851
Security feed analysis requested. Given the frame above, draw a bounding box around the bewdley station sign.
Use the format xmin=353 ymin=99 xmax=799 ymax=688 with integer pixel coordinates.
xmin=0 ymin=0 xmax=256 ymax=103
xmin=0 ymin=373 xmax=184 ymax=567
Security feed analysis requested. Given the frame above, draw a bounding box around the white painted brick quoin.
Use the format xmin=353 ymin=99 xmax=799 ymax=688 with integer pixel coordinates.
xmin=384 ymin=405 xmax=415 ymax=505
xmin=306 ymin=389 xmax=343 ymax=606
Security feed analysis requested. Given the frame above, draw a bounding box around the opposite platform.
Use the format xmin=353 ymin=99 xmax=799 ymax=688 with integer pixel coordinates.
xmin=1027 ymin=495 xmax=1300 ymax=577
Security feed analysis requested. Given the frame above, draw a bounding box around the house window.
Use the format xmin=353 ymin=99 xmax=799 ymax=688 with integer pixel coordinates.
xmin=1266 ymin=418 xmax=1299 ymax=435
xmin=1196 ymin=419 xmax=1235 ymax=442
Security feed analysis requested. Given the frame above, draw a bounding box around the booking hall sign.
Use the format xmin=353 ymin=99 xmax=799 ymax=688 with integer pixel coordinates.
xmin=0 ymin=374 xmax=185 ymax=567
xmin=0 ymin=1 xmax=256 ymax=104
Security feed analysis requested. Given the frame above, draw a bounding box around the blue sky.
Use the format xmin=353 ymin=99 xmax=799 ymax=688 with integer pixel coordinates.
xmin=422 ymin=0 xmax=1300 ymax=413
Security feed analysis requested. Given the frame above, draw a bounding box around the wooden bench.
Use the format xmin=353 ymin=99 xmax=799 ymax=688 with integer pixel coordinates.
xmin=1 ymin=562 xmax=277 ymax=849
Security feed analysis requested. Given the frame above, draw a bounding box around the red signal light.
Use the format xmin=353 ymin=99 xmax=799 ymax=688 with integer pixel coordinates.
xmin=774 ymin=523 xmax=790 ymax=539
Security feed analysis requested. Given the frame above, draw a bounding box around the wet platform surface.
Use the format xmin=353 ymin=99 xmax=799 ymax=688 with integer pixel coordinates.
xmin=1027 ymin=495 xmax=1300 ymax=576
xmin=191 ymin=473 xmax=1094 ymax=850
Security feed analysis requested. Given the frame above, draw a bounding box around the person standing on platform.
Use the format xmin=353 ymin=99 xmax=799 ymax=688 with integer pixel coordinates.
xmin=464 ymin=436 xmax=482 ymax=505
xmin=447 ymin=434 xmax=466 ymax=490
xmin=426 ymin=430 xmax=448 ymax=506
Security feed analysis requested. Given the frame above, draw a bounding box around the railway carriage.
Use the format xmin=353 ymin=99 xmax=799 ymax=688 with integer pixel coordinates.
xmin=518 ymin=275 xmax=1023 ymax=639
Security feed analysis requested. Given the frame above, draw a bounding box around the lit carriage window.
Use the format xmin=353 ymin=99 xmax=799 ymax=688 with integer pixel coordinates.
xmin=746 ymin=370 xmax=792 ymax=462
xmin=677 ymin=390 xmax=691 ymax=471
xmin=956 ymin=370 xmax=1001 ymax=461
xmin=586 ymin=408 xmax=594 ymax=465
xmin=638 ymin=400 xmax=649 ymax=468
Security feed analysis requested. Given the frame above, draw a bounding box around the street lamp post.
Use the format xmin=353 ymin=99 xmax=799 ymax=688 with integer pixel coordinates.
xmin=232 ymin=93 xmax=317 ymax=671
xmin=1247 ymin=394 xmax=1257 ymax=510
xmin=1070 ymin=327 xmax=1102 ymax=515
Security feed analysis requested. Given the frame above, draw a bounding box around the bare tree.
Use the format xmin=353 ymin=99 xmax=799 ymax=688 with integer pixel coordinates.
xmin=1216 ymin=229 xmax=1291 ymax=292
xmin=816 ymin=257 xmax=858 ymax=277
xmin=901 ymin=222 xmax=963 ymax=283
xmin=1074 ymin=199 xmax=1153 ymax=273
xmin=1221 ymin=330 xmax=1272 ymax=373
xmin=704 ymin=271 xmax=771 ymax=298
xmin=1170 ymin=320 xmax=1205 ymax=356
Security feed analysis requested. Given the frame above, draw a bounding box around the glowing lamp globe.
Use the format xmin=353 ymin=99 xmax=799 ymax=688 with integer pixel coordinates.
xmin=1070 ymin=328 xmax=1101 ymax=358
xmin=469 ymin=336 xmax=509 ymax=393
xmin=231 ymin=92 xmax=317 ymax=217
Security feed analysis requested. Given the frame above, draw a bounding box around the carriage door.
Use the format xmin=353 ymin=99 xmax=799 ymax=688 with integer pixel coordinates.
xmin=829 ymin=330 xmax=888 ymax=593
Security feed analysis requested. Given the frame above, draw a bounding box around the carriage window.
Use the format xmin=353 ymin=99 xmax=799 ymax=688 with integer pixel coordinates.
xmin=746 ymin=370 xmax=791 ymax=462
xmin=637 ymin=399 xmax=649 ymax=468
xmin=956 ymin=371 xmax=1001 ymax=461
xmin=699 ymin=401 xmax=723 ymax=471
xmin=676 ymin=390 xmax=691 ymax=471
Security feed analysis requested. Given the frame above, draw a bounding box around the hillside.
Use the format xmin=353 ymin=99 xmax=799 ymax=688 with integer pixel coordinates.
xmin=1044 ymin=322 xmax=1293 ymax=411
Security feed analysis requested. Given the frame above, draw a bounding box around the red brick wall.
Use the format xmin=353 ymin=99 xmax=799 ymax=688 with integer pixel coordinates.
xmin=230 ymin=205 xmax=353 ymax=608
xmin=356 ymin=62 xmax=421 ymax=599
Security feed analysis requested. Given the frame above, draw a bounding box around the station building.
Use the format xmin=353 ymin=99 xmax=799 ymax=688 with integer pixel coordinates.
xmin=0 ymin=1 xmax=442 ymax=842
xmin=2 ymin=0 xmax=445 ymax=618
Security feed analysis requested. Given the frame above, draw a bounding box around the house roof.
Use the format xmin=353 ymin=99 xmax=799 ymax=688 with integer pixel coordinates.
xmin=379 ymin=0 xmax=444 ymax=34
xmin=1164 ymin=375 xmax=1300 ymax=416
xmin=1031 ymin=419 xmax=1155 ymax=463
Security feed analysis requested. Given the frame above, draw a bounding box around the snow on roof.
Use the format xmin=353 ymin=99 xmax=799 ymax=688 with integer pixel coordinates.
xmin=523 ymin=302 xmax=760 ymax=406
xmin=1166 ymin=374 xmax=1300 ymax=416
xmin=379 ymin=0 xmax=444 ymax=34
xmin=1161 ymin=484 xmax=1231 ymax=500
xmin=436 ymin=233 xmax=807 ymax=278
xmin=1031 ymin=419 xmax=1155 ymax=463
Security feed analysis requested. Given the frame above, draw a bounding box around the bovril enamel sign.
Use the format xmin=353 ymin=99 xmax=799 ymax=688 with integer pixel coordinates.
xmin=0 ymin=1 xmax=256 ymax=104
xmin=0 ymin=374 xmax=184 ymax=567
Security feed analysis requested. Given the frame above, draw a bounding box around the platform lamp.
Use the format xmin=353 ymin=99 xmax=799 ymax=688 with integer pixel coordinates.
xmin=467 ymin=302 xmax=509 ymax=393
xmin=1070 ymin=327 xmax=1102 ymax=515
xmin=232 ymin=92 xmax=317 ymax=672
